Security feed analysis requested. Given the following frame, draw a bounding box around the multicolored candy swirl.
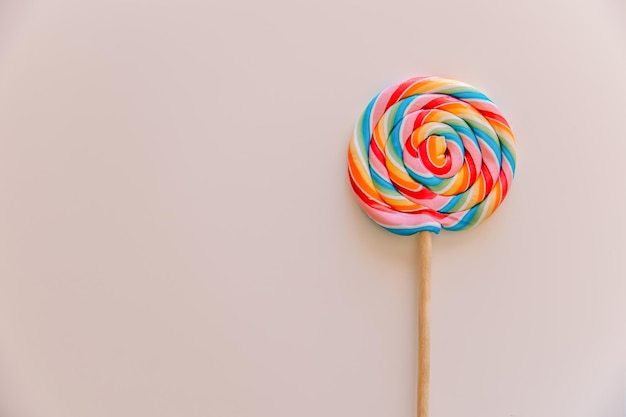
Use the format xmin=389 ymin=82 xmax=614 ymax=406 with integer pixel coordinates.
xmin=348 ymin=76 xmax=517 ymax=235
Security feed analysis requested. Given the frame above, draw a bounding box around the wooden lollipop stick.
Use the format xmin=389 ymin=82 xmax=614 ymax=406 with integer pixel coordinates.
xmin=417 ymin=231 xmax=431 ymax=417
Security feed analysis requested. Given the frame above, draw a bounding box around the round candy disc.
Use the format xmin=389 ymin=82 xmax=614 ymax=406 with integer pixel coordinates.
xmin=348 ymin=76 xmax=517 ymax=235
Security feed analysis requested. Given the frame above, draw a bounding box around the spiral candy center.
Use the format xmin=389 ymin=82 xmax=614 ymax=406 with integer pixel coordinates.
xmin=348 ymin=77 xmax=517 ymax=235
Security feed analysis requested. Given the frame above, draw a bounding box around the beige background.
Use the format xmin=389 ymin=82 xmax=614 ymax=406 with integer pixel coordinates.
xmin=1 ymin=0 xmax=625 ymax=416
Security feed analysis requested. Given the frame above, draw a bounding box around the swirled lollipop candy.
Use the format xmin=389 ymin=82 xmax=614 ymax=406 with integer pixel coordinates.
xmin=347 ymin=76 xmax=517 ymax=417
xmin=348 ymin=76 xmax=516 ymax=235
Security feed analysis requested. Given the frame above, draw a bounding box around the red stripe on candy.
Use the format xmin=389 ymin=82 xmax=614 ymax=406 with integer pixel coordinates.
xmin=425 ymin=95 xmax=456 ymax=109
xmin=406 ymin=139 xmax=419 ymax=158
xmin=482 ymin=110 xmax=509 ymax=127
xmin=481 ymin=164 xmax=494 ymax=194
xmin=369 ymin=141 xmax=386 ymax=166
xmin=386 ymin=79 xmax=415 ymax=111
xmin=413 ymin=110 xmax=428 ymax=129
xmin=396 ymin=184 xmax=437 ymax=201
xmin=465 ymin=152 xmax=478 ymax=184
xmin=499 ymin=170 xmax=509 ymax=197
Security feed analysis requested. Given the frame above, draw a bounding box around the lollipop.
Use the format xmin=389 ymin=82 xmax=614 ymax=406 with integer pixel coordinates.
xmin=347 ymin=76 xmax=517 ymax=417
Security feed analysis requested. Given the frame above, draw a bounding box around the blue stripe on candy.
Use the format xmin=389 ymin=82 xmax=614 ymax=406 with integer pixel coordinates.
xmin=440 ymin=131 xmax=461 ymax=147
xmin=473 ymin=127 xmax=502 ymax=166
xmin=407 ymin=170 xmax=442 ymax=187
xmin=383 ymin=225 xmax=441 ymax=235
xmin=450 ymin=91 xmax=491 ymax=102
xmin=360 ymin=94 xmax=379 ymax=149
xmin=444 ymin=204 xmax=480 ymax=231
xmin=501 ymin=144 xmax=516 ymax=174
xmin=396 ymin=96 xmax=413 ymax=116
xmin=389 ymin=120 xmax=403 ymax=158
xmin=450 ymin=124 xmax=474 ymax=142
xmin=370 ymin=169 xmax=397 ymax=192
xmin=440 ymin=194 xmax=462 ymax=213
xmin=390 ymin=97 xmax=416 ymax=133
